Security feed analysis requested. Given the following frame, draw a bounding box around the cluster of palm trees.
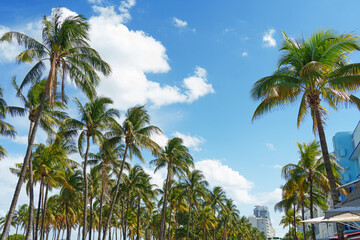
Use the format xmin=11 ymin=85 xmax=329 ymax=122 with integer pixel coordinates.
xmin=276 ymin=141 xmax=344 ymax=240
xmin=0 ymin=8 xmax=266 ymax=240
xmin=251 ymin=29 xmax=360 ymax=240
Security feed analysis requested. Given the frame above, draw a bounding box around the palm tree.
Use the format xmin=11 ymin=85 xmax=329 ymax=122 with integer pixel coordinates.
xmin=280 ymin=208 xmax=302 ymax=239
xmin=66 ymin=96 xmax=119 ymax=239
xmin=59 ymin=166 xmax=84 ymax=240
xmin=102 ymin=105 xmax=161 ymax=240
xmin=251 ymin=30 xmax=360 ymax=239
xmin=0 ymin=9 xmax=111 ymax=239
xmin=282 ymin=141 xmax=343 ymax=240
xmin=219 ymin=199 xmax=240 ymax=240
xmin=150 ymin=137 xmax=193 ymax=240
xmin=88 ymin=137 xmax=124 ymax=240
xmin=179 ymin=169 xmax=208 ymax=240
xmin=209 ymin=186 xmax=226 ymax=240
xmin=13 ymin=77 xmax=68 ymax=240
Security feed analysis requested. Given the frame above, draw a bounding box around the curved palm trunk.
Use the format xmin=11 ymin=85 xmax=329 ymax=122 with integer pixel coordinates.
xmin=301 ymin=200 xmax=306 ymax=240
xmin=103 ymin=144 xmax=129 ymax=240
xmin=186 ymin=200 xmax=192 ymax=240
xmin=160 ymin=165 xmax=171 ymax=240
xmin=313 ymin=104 xmax=344 ymax=240
xmin=309 ymin=178 xmax=316 ymax=240
xmin=0 ymin=79 xmax=48 ymax=240
xmin=26 ymin=122 xmax=35 ymax=240
xmin=83 ymin=135 xmax=91 ymax=240
xmin=40 ymin=184 xmax=49 ymax=240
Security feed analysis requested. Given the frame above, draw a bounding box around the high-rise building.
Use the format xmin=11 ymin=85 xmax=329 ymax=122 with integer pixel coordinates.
xmin=254 ymin=205 xmax=270 ymax=219
xmin=249 ymin=206 xmax=275 ymax=238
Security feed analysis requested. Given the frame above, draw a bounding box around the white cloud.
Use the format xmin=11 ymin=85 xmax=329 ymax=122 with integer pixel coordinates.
xmin=118 ymin=0 xmax=136 ymax=23
xmin=263 ymin=29 xmax=276 ymax=47
xmin=88 ymin=0 xmax=103 ymax=4
xmin=266 ymin=143 xmax=275 ymax=150
xmin=273 ymin=164 xmax=283 ymax=169
xmin=143 ymin=165 xmax=166 ymax=188
xmin=172 ymin=17 xmax=188 ymax=28
xmin=173 ymin=131 xmax=205 ymax=151
xmin=241 ymin=51 xmax=248 ymax=57
xmin=12 ymin=135 xmax=28 ymax=145
xmin=196 ymin=159 xmax=254 ymax=204
xmin=88 ymin=6 xmax=213 ymax=109
xmin=0 ymin=26 xmax=23 ymax=63
xmin=151 ymin=131 xmax=205 ymax=151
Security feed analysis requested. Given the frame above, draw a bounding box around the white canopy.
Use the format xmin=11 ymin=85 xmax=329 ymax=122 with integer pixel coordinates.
xmin=301 ymin=213 xmax=360 ymax=230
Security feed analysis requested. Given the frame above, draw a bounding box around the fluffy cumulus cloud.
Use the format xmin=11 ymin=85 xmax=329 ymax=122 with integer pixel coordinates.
xmin=173 ymin=131 xmax=205 ymax=151
xmin=172 ymin=17 xmax=188 ymax=28
xmin=87 ymin=5 xmax=213 ymax=109
xmin=151 ymin=131 xmax=205 ymax=151
xmin=263 ymin=28 xmax=276 ymax=47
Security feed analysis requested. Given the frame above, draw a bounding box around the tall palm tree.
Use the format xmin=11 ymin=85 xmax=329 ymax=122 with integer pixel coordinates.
xmin=66 ymin=96 xmax=119 ymax=240
xmin=179 ymin=169 xmax=208 ymax=240
xmin=280 ymin=208 xmax=302 ymax=239
xmin=102 ymin=105 xmax=161 ymax=240
xmin=209 ymin=186 xmax=226 ymax=240
xmin=13 ymin=77 xmax=68 ymax=240
xmin=150 ymin=137 xmax=193 ymax=240
xmin=88 ymin=137 xmax=123 ymax=240
xmin=251 ymin=29 xmax=360 ymax=239
xmin=87 ymin=167 xmax=101 ymax=240
xmin=282 ymin=141 xmax=343 ymax=240
xmin=0 ymin=9 xmax=111 ymax=239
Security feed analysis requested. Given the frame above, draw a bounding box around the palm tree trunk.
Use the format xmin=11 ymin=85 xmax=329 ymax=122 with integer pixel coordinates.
xmin=309 ymin=178 xmax=316 ymax=240
xmin=103 ymin=144 xmax=129 ymax=240
xmin=83 ymin=135 xmax=91 ymax=240
xmin=186 ymin=201 xmax=192 ymax=240
xmin=0 ymin=83 xmax=47 ymax=240
xmin=212 ymin=206 xmax=216 ymax=240
xmin=89 ymin=197 xmax=93 ymax=240
xmin=168 ymin=206 xmax=172 ymax=240
xmin=136 ymin=198 xmax=141 ymax=240
xmin=26 ymin=122 xmax=35 ymax=240
xmin=301 ymin=200 xmax=306 ymax=240
xmin=293 ymin=205 xmax=298 ymax=240
xmin=98 ymin=165 xmax=106 ymax=240
xmin=160 ymin=165 xmax=171 ymax=240
xmin=36 ymin=180 xmax=45 ymax=240
xmin=65 ymin=204 xmax=71 ymax=240
xmin=40 ymin=184 xmax=49 ymax=240
xmin=123 ymin=192 xmax=130 ymax=240
xmin=312 ymin=103 xmax=344 ymax=240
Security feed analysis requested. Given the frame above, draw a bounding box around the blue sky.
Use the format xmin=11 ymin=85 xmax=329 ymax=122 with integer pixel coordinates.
xmin=1 ymin=0 xmax=360 ymax=237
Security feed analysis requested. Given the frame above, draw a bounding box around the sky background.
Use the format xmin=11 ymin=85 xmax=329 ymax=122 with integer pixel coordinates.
xmin=1 ymin=0 xmax=360 ymax=237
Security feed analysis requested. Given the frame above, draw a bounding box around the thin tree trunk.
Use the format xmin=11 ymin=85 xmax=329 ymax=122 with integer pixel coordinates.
xmin=103 ymin=144 xmax=129 ymax=240
xmin=301 ymin=200 xmax=306 ymax=240
xmin=89 ymin=197 xmax=93 ymax=240
xmin=212 ymin=206 xmax=216 ymax=240
xmin=168 ymin=206 xmax=172 ymax=240
xmin=313 ymin=103 xmax=344 ymax=240
xmin=0 ymin=85 xmax=47 ymax=240
xmin=65 ymin=204 xmax=71 ymax=240
xmin=293 ymin=205 xmax=298 ymax=240
xmin=83 ymin=135 xmax=91 ymax=240
xmin=98 ymin=166 xmax=106 ymax=240
xmin=136 ymin=198 xmax=141 ymax=240
xmin=186 ymin=201 xmax=192 ymax=240
xmin=36 ymin=180 xmax=45 ymax=240
xmin=160 ymin=164 xmax=171 ymax=240
xmin=123 ymin=193 xmax=130 ymax=240
xmin=40 ymin=184 xmax=49 ymax=240
xmin=26 ymin=122 xmax=35 ymax=240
